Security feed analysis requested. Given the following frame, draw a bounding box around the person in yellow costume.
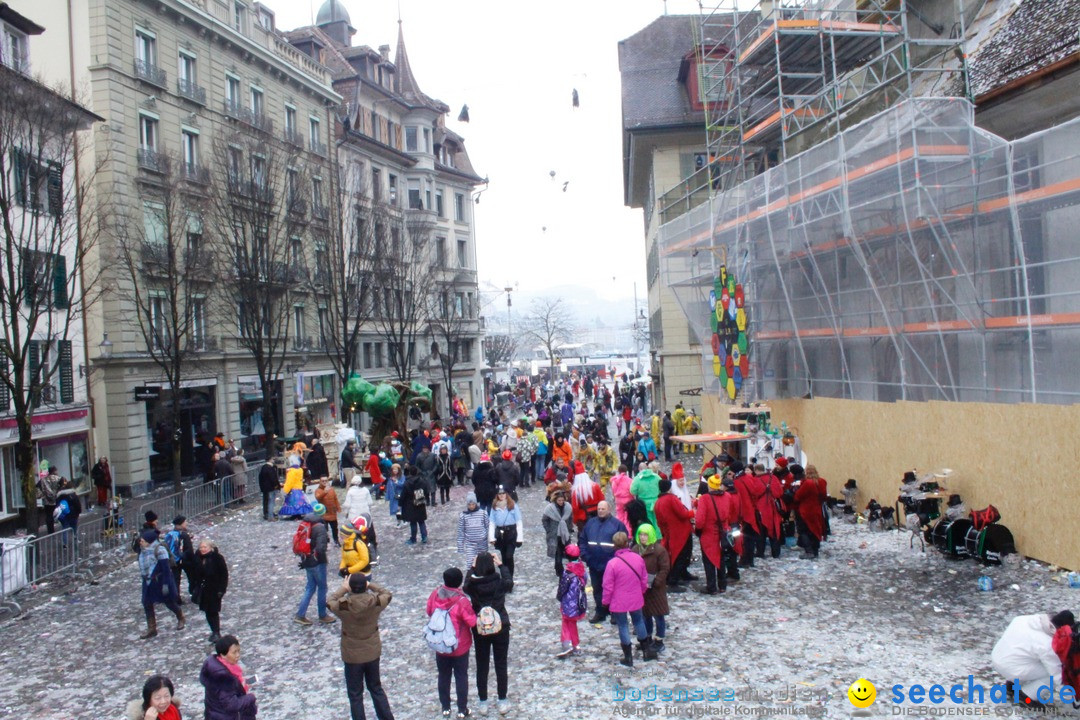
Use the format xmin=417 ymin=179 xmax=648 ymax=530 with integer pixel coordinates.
xmin=672 ymin=403 xmax=687 ymax=454
xmin=650 ymin=411 xmax=662 ymax=450
xmin=279 ymin=460 xmax=313 ymax=518
xmin=683 ymin=410 xmax=701 ymax=454
xmin=594 ymin=437 xmax=619 ymax=488
xmin=339 ymin=516 xmax=372 ymax=578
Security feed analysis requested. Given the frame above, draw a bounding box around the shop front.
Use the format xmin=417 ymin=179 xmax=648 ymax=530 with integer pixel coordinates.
xmin=0 ymin=408 xmax=91 ymax=524
xmin=143 ymin=383 xmax=217 ymax=484
xmin=294 ymin=371 xmax=337 ymax=435
xmin=238 ymin=378 xmax=283 ymax=460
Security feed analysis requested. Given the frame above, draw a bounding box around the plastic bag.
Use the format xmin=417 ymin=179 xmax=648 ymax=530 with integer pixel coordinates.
xmin=366 ymin=383 xmax=401 ymax=417
xmin=409 ymin=380 xmax=433 ymax=403
xmin=342 ymin=375 xmax=377 ymax=410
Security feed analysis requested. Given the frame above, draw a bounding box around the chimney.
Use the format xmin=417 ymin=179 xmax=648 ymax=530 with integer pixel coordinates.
xmin=379 ymin=44 xmax=391 ymax=62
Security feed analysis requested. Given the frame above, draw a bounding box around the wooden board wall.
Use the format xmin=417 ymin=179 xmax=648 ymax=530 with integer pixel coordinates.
xmin=701 ymin=395 xmax=1080 ymax=570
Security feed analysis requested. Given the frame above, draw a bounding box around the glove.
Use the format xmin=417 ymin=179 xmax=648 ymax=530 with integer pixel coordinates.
xmin=338 ymin=568 xmax=348 ymax=578
xmin=515 ymin=542 xmax=522 ymax=548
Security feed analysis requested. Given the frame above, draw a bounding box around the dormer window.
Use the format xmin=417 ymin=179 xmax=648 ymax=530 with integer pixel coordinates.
xmin=3 ymin=23 xmax=28 ymax=73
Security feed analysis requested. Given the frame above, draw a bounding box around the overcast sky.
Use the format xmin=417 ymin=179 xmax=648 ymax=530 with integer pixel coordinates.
xmin=269 ymin=0 xmax=707 ymax=316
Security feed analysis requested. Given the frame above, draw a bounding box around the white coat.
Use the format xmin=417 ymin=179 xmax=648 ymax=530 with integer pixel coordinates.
xmin=342 ymin=484 xmax=372 ymax=521
xmin=990 ymin=613 xmax=1063 ymax=700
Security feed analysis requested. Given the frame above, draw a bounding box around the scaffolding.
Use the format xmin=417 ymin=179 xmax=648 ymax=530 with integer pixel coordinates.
xmin=658 ymin=0 xmax=1080 ymax=405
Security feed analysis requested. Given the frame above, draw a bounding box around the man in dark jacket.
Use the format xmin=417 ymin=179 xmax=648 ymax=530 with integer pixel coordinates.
xmin=328 ymin=573 xmax=394 ymax=720
xmin=213 ymin=452 xmax=234 ymax=501
xmin=494 ymin=451 xmax=520 ymax=501
xmin=340 ymin=440 xmax=359 ymax=488
xmin=472 ymin=455 xmax=498 ymax=512
xmin=295 ymin=505 xmax=335 ymax=625
xmin=579 ymin=501 xmax=628 ymax=623
xmin=307 ymin=439 xmax=329 ymax=480
xmin=258 ymin=459 xmax=279 ymax=520
xmin=662 ymin=411 xmax=676 ymax=461
xmin=415 ymin=445 xmax=439 ymax=506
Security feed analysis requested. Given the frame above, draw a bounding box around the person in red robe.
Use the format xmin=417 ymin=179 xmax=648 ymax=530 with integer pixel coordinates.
xmin=753 ymin=463 xmax=784 ymax=558
xmin=365 ymin=451 xmax=384 ymax=496
xmin=653 ymin=478 xmax=695 ymax=593
xmin=569 ymin=462 xmax=604 ymax=533
xmin=693 ymin=474 xmax=740 ymax=594
xmin=731 ymin=462 xmax=765 ymax=568
xmin=791 ymin=464 xmax=825 ymax=558
xmin=806 ymin=464 xmax=830 ymax=540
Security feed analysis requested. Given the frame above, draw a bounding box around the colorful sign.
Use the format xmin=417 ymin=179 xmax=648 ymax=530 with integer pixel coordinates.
xmin=710 ymin=265 xmax=748 ymax=400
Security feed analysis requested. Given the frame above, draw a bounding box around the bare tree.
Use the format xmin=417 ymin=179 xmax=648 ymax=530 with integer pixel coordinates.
xmin=0 ymin=68 xmax=103 ymax=531
xmin=369 ymin=211 xmax=435 ymax=382
xmin=521 ymin=297 xmax=576 ymax=378
xmin=205 ymin=126 xmax=316 ymax=455
xmin=112 ymin=156 xmax=213 ymax=492
xmin=424 ymin=271 xmax=479 ymax=417
xmin=483 ymin=333 xmax=518 ymax=369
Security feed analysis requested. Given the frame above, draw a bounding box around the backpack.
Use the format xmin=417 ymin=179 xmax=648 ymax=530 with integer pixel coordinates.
xmin=476 ymin=606 xmax=502 ymax=636
xmin=559 ymin=573 xmax=587 ymax=618
xmin=292 ymin=520 xmax=314 ymax=556
xmin=163 ymin=529 xmax=183 ymax=564
xmin=54 ymin=499 xmax=70 ymax=521
xmin=424 ymin=605 xmax=460 ymax=654
xmin=412 ymin=488 xmax=427 ymax=507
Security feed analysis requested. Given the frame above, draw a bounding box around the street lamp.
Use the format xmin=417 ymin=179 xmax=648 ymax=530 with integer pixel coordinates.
xmin=98 ymin=333 xmax=113 ymax=360
xmin=504 ymin=285 xmax=513 ymax=382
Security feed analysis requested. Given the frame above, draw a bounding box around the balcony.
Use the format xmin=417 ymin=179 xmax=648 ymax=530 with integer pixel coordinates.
xmin=141 ymin=242 xmax=172 ymax=273
xmin=312 ymin=268 xmax=330 ymax=287
xmin=248 ymin=112 xmax=274 ymax=134
xmin=184 ymin=249 xmax=214 ymax=276
xmin=190 ymin=335 xmax=218 ymax=353
xmin=309 ymin=139 xmax=327 ymax=157
xmin=176 ymin=77 xmax=206 ymax=105
xmin=223 ymin=98 xmax=244 ymax=120
xmin=311 ymin=203 xmax=329 ymax=221
xmin=137 ymin=147 xmax=167 ymax=173
xmin=133 ymin=59 xmax=166 ymax=88
xmin=283 ymin=129 xmax=305 ymax=149
xmin=289 ymin=265 xmax=310 ymax=283
xmin=286 ymin=197 xmax=307 ymax=217
xmin=182 ymin=162 xmax=210 ymax=185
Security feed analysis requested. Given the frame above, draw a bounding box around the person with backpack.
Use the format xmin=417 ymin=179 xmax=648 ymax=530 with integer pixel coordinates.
xmin=401 ymin=466 xmax=429 ymax=545
xmin=137 ymin=529 xmax=184 ymax=639
xmin=55 ymin=477 xmax=82 ymax=545
xmin=328 ymin=573 xmax=395 ymax=720
xmin=294 ymin=504 xmax=335 ymax=626
xmin=426 ymin=568 xmax=477 ymax=719
xmin=457 ymin=493 xmax=489 ymax=568
xmin=463 ymin=553 xmax=513 ymax=715
xmin=315 ymin=477 xmax=342 ymax=548
xmin=191 ymin=538 xmax=229 ymax=643
xmin=164 ymin=516 xmax=195 ymax=602
xmin=339 ymin=515 xmax=372 ymax=579
xmin=634 ymin=523 xmax=670 ymax=654
xmin=555 ymin=543 xmax=588 ymax=659
xmin=488 ymin=488 xmax=523 ymax=579
xmin=602 ymin=532 xmax=656 ymax=667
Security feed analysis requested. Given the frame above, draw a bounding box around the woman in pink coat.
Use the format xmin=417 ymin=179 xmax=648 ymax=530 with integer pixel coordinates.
xmin=601 ymin=532 xmax=657 ymax=667
xmin=609 ymin=466 xmax=633 ymax=531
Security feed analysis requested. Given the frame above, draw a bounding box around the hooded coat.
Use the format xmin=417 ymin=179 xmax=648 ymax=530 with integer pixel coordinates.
xmin=794 ymin=477 xmax=827 ymax=540
xmin=327 ymin=581 xmax=392 ymax=664
xmin=733 ymin=472 xmax=765 ymax=532
xmin=634 ymin=525 xmax=670 ymax=617
xmin=400 ymin=474 xmax=428 ymax=523
xmin=199 ymin=654 xmax=257 ymax=720
xmin=755 ymin=473 xmax=783 ymax=539
xmin=601 ymin=547 xmax=648 ymax=613
xmin=425 ymin=585 xmax=477 ymax=657
xmin=306 ymin=444 xmax=329 ymax=479
xmin=654 ymin=491 xmax=694 ymax=561
xmin=629 ymin=469 xmax=663 ymax=536
xmin=990 ymin=613 xmax=1063 ymax=699
xmin=464 ymin=565 xmax=513 ymax=629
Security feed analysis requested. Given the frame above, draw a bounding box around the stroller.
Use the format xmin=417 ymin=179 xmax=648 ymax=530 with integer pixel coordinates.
xmin=104 ymin=496 xmax=125 ymax=539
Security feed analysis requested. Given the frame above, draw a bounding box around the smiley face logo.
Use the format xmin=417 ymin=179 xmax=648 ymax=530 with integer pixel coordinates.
xmin=847 ymin=678 xmax=876 ymax=708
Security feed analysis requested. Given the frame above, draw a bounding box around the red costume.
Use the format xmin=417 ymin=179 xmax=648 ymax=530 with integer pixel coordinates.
xmin=794 ymin=477 xmax=826 ymax=540
xmin=754 ymin=473 xmax=783 ymax=539
xmin=365 ymin=452 xmax=384 ymax=488
xmin=694 ymin=491 xmax=739 ymax=567
xmin=654 ymin=492 xmax=694 ymax=561
xmin=570 ymin=482 xmax=605 ymax=525
xmin=733 ymin=472 xmax=764 ymax=533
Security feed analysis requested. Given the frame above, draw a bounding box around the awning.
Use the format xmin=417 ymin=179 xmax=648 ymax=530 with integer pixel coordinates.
xmin=670 ymin=431 xmax=749 ymax=444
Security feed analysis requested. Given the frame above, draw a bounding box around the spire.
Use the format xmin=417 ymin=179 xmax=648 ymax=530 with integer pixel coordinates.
xmin=394 ymin=21 xmax=424 ymax=102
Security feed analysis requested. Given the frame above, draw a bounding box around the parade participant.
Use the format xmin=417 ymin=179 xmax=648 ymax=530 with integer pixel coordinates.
xmin=542 ymin=455 xmax=570 ymax=487
xmin=570 ymin=461 xmax=604 ymax=534
xmin=654 ymin=479 xmax=695 ymax=592
xmin=594 ymin=437 xmax=619 ymax=489
xmin=359 ymin=448 xmax=381 ymax=500
xmin=683 ymin=411 xmax=700 ymax=453
xmin=602 ymin=532 xmax=656 ymax=667
xmin=315 ymin=477 xmax=342 ymax=548
xmin=339 ymin=516 xmax=372 ymax=579
xmin=671 ymin=463 xmax=693 ymax=509
xmin=731 ymin=462 xmax=764 ymax=568
xmin=295 ymin=504 xmax=335 ymax=626
xmin=806 ymin=465 xmax=830 ymax=539
xmin=257 ymin=459 xmax=279 ymax=521
xmin=543 ymin=490 xmax=574 ymax=578
xmin=436 ymin=445 xmax=455 ymax=505
xmin=991 ymin=610 xmax=1074 ymax=706
xmin=661 ymin=411 xmax=676 ymax=462
xmin=463 ymin=553 xmax=513 ymax=715
xmin=630 ymin=464 xmax=663 ymax=533
xmin=489 ymin=487 xmax=523 ymax=578
xmin=580 ymin=501 xmax=628 ymax=624
xmin=137 ymin=529 xmax=184 ymax=639
xmin=127 ymin=675 xmax=181 ymax=720
xmin=609 ymin=464 xmax=634 ymax=531
xmin=649 ymin=412 xmax=662 ymax=452
xmin=386 ymin=464 xmax=405 ymax=527
xmin=402 ymin=467 xmax=429 ymax=545
xmin=327 ymin=574 xmax=395 ymax=720
xmin=634 ymin=524 xmax=670 ymax=653
xmin=426 ymin=568 xmax=477 ymax=719
xmin=672 ymin=404 xmax=687 ymax=453
xmin=495 ymin=450 xmax=520 ymax=501
xmin=278 ymin=459 xmax=313 ymax=519
xmin=516 ymin=425 xmax=538 ymax=489
xmin=191 ymin=538 xmax=229 ymax=643
xmin=792 ymin=464 xmax=826 ymax=559
xmin=754 ymin=464 xmax=784 ymax=559
xmin=551 ymin=433 xmax=573 ymax=468
xmin=457 ymin=492 xmax=490 ymax=567
xmin=694 ymin=475 xmax=740 ymax=594
xmin=200 ymin=635 xmax=257 ymax=720
xmin=556 ymin=543 xmax=587 ymax=659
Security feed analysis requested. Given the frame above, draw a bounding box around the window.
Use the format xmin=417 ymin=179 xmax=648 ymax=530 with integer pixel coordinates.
xmin=139 ymin=113 xmax=158 ymax=151
xmin=386 ymin=120 xmax=395 ymax=148
xmin=250 ymin=155 xmax=266 ymax=191
xmin=317 ymin=307 xmax=328 ymax=347
xmin=228 ymin=146 xmax=243 ymax=184
xmin=290 ymin=238 xmax=302 ymax=267
xmin=181 ymin=129 xmax=199 ymax=167
xmin=373 ymin=342 xmax=383 ymax=368
xmin=309 ymin=117 xmax=320 ymax=146
xmin=369 ymin=110 xmax=378 ymax=141
xmin=134 ymin=29 xmax=156 ymax=66
xmin=405 ymin=127 xmax=418 ymax=152
xmin=440 ymin=291 xmax=449 ymax=319
xmin=192 ymin=297 xmax=206 ymax=349
xmin=250 ymin=86 xmax=264 ymax=116
xmin=436 ymin=236 xmax=446 ymax=265
xmin=178 ymin=51 xmax=195 ymax=84
xmin=407 ymin=179 xmax=422 ymax=209
xmin=312 ymin=177 xmax=323 ymax=211
xmin=3 ymin=25 xmax=28 ymax=72
xmin=286 ymin=168 xmax=299 ymax=205
xmin=20 ymin=250 xmax=68 ymax=308
xmin=423 ymin=128 xmax=431 ymax=153
xmin=435 ymin=190 xmax=444 ymax=217
xmin=233 ymin=2 xmax=246 ymax=32
xmin=293 ymin=305 xmax=305 ymax=343
xmin=10 ymin=149 xmax=61 ymax=216
xmin=466 ymin=292 xmax=474 ymax=318
xmin=150 ymin=295 xmax=166 ymax=350
xmin=371 ymin=168 xmax=381 ymax=200
xmin=457 ymin=239 xmax=467 ymax=268
xmin=455 ymin=192 xmax=466 ymax=222
xmin=454 ymin=292 xmax=464 ymax=318
xmin=388 ymin=174 xmax=397 ymax=206
xmin=285 ymin=105 xmax=297 ymax=142
xmin=363 ymin=342 xmax=373 ymax=369
xmin=225 ymin=74 xmax=241 ymax=112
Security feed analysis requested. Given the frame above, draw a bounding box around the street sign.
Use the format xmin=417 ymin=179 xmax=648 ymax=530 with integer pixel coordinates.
xmin=133 ymin=386 xmax=161 ymax=401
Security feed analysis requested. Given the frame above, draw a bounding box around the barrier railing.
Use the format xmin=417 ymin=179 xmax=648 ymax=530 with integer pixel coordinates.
xmin=0 ymin=467 xmax=262 ymax=617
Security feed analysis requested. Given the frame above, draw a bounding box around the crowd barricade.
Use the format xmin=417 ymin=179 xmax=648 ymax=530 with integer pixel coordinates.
xmin=0 ymin=466 xmax=261 ymax=618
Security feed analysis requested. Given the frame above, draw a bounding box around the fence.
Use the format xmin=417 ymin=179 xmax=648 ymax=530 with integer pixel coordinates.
xmin=0 ymin=466 xmax=261 ymax=618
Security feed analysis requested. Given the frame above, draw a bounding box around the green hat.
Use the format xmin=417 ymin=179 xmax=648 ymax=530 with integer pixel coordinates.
xmin=312 ymin=503 xmax=326 ymax=516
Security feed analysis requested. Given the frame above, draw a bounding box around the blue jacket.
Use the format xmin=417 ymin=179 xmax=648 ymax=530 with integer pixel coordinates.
xmin=579 ymin=515 xmax=629 ymax=571
xmin=637 ymin=437 xmax=657 ymax=459
xmin=561 ymin=403 xmax=574 ymax=424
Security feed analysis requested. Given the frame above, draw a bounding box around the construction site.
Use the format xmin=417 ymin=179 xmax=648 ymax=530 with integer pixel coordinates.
xmin=655 ymin=0 xmax=1080 ymax=569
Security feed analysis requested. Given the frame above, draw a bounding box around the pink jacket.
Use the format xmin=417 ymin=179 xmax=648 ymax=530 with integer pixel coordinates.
xmin=610 ymin=473 xmax=633 ymax=530
xmin=426 ymin=586 xmax=477 ymax=657
xmin=601 ymin=548 xmax=648 ymax=613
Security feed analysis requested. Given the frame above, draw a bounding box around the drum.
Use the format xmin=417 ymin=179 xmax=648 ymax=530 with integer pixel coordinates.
xmin=929 ymin=519 xmax=972 ymax=557
xmin=963 ymin=523 xmax=1016 ymax=564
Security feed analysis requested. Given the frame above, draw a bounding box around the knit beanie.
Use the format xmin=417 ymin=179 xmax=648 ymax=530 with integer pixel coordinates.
xmin=443 ymin=568 xmax=463 ymax=589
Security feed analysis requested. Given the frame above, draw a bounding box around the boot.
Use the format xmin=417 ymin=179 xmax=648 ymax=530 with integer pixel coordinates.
xmin=640 ymin=638 xmax=658 ymax=661
xmin=555 ymin=642 xmax=574 ymax=659
xmin=652 ymin=637 xmax=666 ymax=654
xmin=140 ymin=616 xmax=158 ymax=640
xmin=588 ymin=612 xmax=606 ymax=625
xmin=619 ymin=643 xmax=633 ymax=667
xmin=174 ymin=607 xmax=185 ymax=631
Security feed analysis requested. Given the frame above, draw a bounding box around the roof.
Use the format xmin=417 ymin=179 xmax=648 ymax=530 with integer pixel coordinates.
xmin=967 ymin=0 xmax=1080 ymax=100
xmin=393 ymin=22 xmax=449 ymax=114
xmin=618 ymin=15 xmax=704 ymax=131
xmin=0 ymin=3 xmax=45 ymax=35
xmin=315 ymin=0 xmax=352 ymax=29
xmin=0 ymin=62 xmax=103 ymax=127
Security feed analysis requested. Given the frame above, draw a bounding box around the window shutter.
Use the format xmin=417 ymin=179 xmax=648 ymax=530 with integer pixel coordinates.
xmin=29 ymin=340 xmax=41 ymax=409
xmin=11 ymin=149 xmax=26 ymax=206
xmin=58 ymin=340 xmax=74 ymax=404
xmin=21 ymin=249 xmax=35 ymax=306
xmin=52 ymin=254 xmax=68 ymax=309
xmin=0 ymin=354 xmax=9 ymax=412
xmin=47 ymin=163 xmax=63 ymax=218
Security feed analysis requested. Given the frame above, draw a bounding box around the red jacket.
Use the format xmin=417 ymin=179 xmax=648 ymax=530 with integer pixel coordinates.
xmin=754 ymin=473 xmax=783 ymax=539
xmin=426 ymin=586 xmax=477 ymax=657
xmin=366 ymin=453 xmax=384 ymax=487
xmin=694 ymin=491 xmax=739 ymax=567
xmin=794 ymin=478 xmax=826 ymax=540
xmin=571 ymin=482 xmax=605 ymax=525
xmin=733 ymin=472 xmax=765 ymax=532
xmin=653 ymin=492 xmax=694 ymax=560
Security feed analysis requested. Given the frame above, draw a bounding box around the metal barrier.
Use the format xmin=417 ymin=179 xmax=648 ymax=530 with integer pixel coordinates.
xmin=0 ymin=467 xmax=262 ymax=617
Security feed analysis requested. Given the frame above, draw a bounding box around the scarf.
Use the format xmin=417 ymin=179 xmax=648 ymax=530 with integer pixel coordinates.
xmin=542 ymin=502 xmax=572 ymax=543
xmin=218 ymin=655 xmax=249 ymax=693
xmin=138 ymin=544 xmax=163 ymax=580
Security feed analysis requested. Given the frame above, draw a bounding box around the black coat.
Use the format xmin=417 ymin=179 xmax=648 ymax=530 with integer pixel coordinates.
xmin=307 ymin=445 xmax=329 ymax=479
xmin=463 ymin=565 xmax=513 ymax=629
xmin=258 ymin=463 xmax=279 ymax=493
xmin=473 ymin=462 xmax=497 ymax=506
xmin=494 ymin=460 xmax=520 ymax=497
xmin=400 ymin=475 xmax=428 ymax=522
xmin=213 ymin=458 xmax=233 ymax=481
xmin=435 ymin=455 xmax=454 ymax=487
xmin=192 ymin=548 xmax=229 ymax=613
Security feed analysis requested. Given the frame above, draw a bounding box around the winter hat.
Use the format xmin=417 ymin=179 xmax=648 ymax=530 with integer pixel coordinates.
xmin=351 ymin=516 xmax=368 ymax=534
xmin=140 ymin=529 xmax=159 ymax=544
xmin=573 ymin=461 xmax=585 ymax=476
xmin=658 ymin=479 xmax=672 ymax=494
xmin=312 ymin=503 xmax=326 ymax=516
xmin=707 ymin=475 xmax=723 ymax=491
xmin=443 ymin=567 xmax=463 ymax=589
xmin=671 ymin=462 xmax=684 ymax=480
xmin=774 ymin=457 xmax=789 ymax=468
xmin=722 ymin=475 xmax=736 ymax=490
xmin=350 ymin=477 xmax=363 ymax=486
xmin=730 ymin=461 xmax=746 ymax=475
xmin=1051 ymin=610 xmax=1076 ymax=628
xmin=466 ymin=492 xmax=478 ymax=505
xmin=144 ymin=510 xmax=158 ymax=523
xmin=348 ymin=573 xmax=368 ymax=593
xmin=501 ymin=450 xmax=513 ymax=461
xmin=535 ymin=421 xmax=543 ymax=427
xmin=564 ymin=543 xmax=581 ymax=559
